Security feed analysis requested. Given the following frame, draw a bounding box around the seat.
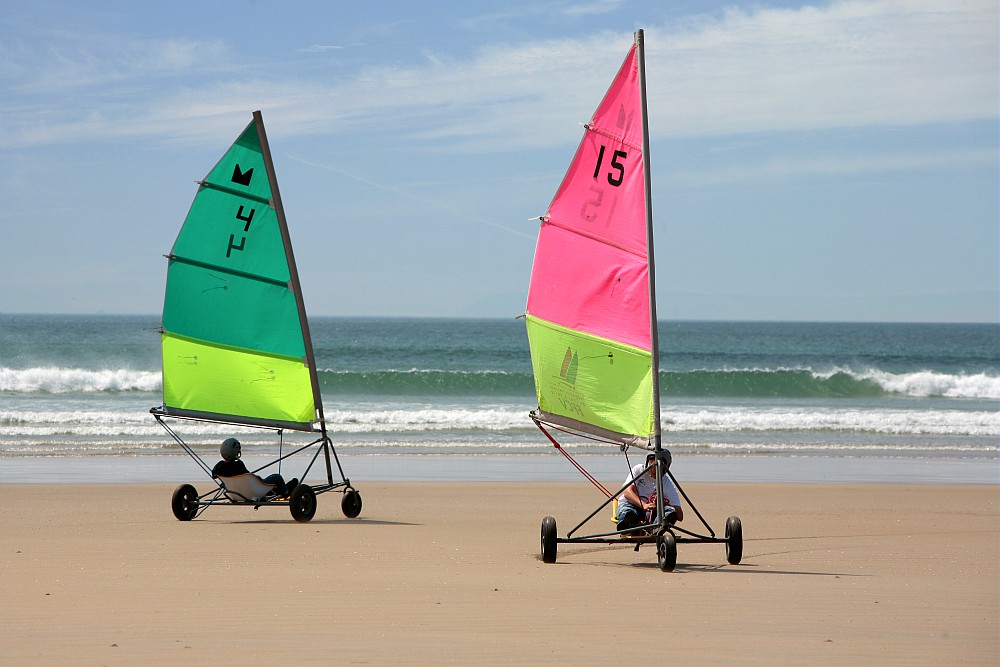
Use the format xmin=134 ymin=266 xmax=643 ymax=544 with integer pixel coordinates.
xmin=217 ymin=474 xmax=277 ymax=503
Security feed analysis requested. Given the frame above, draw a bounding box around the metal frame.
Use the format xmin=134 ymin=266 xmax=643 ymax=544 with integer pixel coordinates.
xmin=152 ymin=409 xmax=356 ymax=517
xmin=533 ymin=415 xmax=730 ymax=555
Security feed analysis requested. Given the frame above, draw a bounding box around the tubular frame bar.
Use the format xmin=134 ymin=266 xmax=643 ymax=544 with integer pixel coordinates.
xmin=531 ymin=416 xmax=723 ymax=548
xmin=152 ymin=412 xmax=353 ymax=508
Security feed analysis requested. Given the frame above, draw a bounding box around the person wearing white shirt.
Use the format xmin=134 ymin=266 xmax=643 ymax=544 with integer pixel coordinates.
xmin=616 ymin=452 xmax=683 ymax=530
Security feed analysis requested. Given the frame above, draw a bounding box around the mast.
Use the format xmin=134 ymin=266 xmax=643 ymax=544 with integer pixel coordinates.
xmin=635 ymin=30 xmax=661 ymax=453
xmin=636 ymin=28 xmax=670 ymax=529
xmin=253 ymin=110 xmax=326 ymax=429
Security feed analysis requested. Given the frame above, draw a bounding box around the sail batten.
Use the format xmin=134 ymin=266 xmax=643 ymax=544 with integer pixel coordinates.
xmin=197 ymin=180 xmax=272 ymax=205
xmin=162 ymin=329 xmax=308 ymax=366
xmin=166 ymin=254 xmax=293 ymax=289
xmin=158 ymin=111 xmax=322 ymax=432
xmin=538 ymin=215 xmax=647 ymax=259
xmin=525 ymin=35 xmax=657 ymax=444
xmin=584 ymin=124 xmax=642 ymax=150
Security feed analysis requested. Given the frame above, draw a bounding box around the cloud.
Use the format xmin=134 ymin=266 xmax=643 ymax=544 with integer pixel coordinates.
xmin=561 ymin=0 xmax=629 ymax=17
xmin=298 ymin=45 xmax=346 ymax=53
xmin=1 ymin=1 xmax=995 ymax=151
xmin=455 ymin=0 xmax=628 ymax=30
xmin=2 ymin=32 xmax=229 ymax=95
xmin=648 ymin=0 xmax=998 ymax=136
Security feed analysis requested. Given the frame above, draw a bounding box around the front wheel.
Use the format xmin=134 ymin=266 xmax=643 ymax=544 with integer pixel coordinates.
xmin=171 ymin=484 xmax=198 ymax=521
xmin=657 ymin=533 xmax=677 ymax=572
xmin=540 ymin=516 xmax=558 ymax=564
xmin=341 ymin=489 xmax=362 ymax=518
xmin=725 ymin=516 xmax=743 ymax=565
xmin=289 ymin=484 xmax=317 ymax=523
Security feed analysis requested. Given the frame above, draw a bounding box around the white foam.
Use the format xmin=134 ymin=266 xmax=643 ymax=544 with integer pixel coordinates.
xmin=3 ymin=365 xmax=996 ymax=400
xmin=3 ymin=402 xmax=996 ymax=438
xmin=856 ymin=368 xmax=1000 ymax=399
xmin=0 ymin=367 xmax=161 ymax=393
xmin=663 ymin=406 xmax=999 ymax=436
xmin=324 ymin=407 xmax=528 ymax=432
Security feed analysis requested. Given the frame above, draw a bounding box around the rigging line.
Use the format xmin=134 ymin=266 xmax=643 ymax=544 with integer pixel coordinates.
xmin=535 ymin=421 xmax=612 ymax=497
xmin=542 ymin=420 xmax=624 ymax=447
xmin=533 ymin=413 xmax=646 ymax=449
xmin=277 ymin=430 xmax=284 ymax=477
xmin=287 ymin=154 xmax=535 ymax=240
xmin=559 ymin=447 xmax=612 ymax=498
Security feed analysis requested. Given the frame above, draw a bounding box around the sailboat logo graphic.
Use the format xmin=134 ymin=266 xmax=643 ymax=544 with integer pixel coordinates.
xmin=559 ymin=347 xmax=579 ymax=385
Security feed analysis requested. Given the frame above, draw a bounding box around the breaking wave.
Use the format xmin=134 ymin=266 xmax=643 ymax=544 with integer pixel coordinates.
xmin=1 ymin=365 xmax=996 ymax=401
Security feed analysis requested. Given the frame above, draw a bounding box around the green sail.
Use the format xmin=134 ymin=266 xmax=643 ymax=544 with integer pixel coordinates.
xmin=160 ymin=115 xmax=319 ymax=429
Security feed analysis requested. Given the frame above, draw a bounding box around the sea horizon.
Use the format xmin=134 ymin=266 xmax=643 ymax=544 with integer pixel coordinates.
xmin=2 ymin=311 xmax=998 ymax=325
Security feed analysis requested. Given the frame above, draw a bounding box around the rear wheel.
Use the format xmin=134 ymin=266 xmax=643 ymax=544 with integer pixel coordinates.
xmin=725 ymin=516 xmax=743 ymax=564
xmin=540 ymin=516 xmax=558 ymax=564
xmin=341 ymin=489 xmax=362 ymax=518
xmin=657 ymin=533 xmax=677 ymax=572
xmin=289 ymin=484 xmax=317 ymax=523
xmin=171 ymin=484 xmax=198 ymax=521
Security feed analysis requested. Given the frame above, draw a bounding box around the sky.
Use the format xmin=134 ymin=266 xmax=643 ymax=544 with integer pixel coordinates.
xmin=1 ymin=0 xmax=996 ymax=322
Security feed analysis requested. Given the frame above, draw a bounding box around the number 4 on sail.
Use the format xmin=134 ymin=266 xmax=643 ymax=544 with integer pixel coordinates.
xmin=151 ymin=110 xmax=361 ymax=523
xmin=525 ymin=30 xmax=742 ymax=571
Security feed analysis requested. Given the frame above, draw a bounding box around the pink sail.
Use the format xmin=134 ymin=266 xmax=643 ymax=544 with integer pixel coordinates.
xmin=526 ymin=44 xmax=650 ymax=351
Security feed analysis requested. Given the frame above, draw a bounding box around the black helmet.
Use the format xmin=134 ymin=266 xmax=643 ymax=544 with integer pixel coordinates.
xmin=221 ymin=438 xmax=242 ymax=462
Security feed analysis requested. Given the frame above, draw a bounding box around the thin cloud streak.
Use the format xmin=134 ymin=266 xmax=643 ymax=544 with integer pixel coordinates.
xmin=287 ymin=154 xmax=536 ymax=240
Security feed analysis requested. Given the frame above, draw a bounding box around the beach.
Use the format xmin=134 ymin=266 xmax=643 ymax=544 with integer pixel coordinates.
xmin=2 ymin=481 xmax=996 ymax=665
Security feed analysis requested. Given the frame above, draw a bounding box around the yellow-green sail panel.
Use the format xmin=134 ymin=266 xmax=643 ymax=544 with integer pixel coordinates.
xmin=526 ymin=315 xmax=654 ymax=440
xmin=162 ymin=333 xmax=316 ymax=425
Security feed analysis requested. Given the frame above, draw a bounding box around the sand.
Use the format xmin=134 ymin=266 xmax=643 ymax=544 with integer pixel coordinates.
xmin=1 ymin=481 xmax=997 ymax=665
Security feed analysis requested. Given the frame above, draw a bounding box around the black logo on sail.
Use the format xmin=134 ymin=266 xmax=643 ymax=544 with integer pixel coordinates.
xmin=231 ymin=164 xmax=253 ymax=186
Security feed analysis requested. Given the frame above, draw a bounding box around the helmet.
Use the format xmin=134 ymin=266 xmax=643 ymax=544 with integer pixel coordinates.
xmin=220 ymin=437 xmax=242 ymax=462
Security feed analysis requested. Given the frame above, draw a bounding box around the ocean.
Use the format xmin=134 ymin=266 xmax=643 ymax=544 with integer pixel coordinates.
xmin=1 ymin=315 xmax=997 ymax=484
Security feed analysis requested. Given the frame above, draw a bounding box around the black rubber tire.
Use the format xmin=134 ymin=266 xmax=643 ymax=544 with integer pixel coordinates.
xmin=540 ymin=515 xmax=558 ymax=564
xmin=171 ymin=484 xmax=198 ymax=521
xmin=341 ymin=489 xmax=362 ymax=518
xmin=726 ymin=515 xmax=743 ymax=565
xmin=289 ymin=484 xmax=317 ymax=523
xmin=657 ymin=532 xmax=677 ymax=572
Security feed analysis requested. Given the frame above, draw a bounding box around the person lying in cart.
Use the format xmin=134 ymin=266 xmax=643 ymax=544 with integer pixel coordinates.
xmin=616 ymin=452 xmax=683 ymax=530
xmin=212 ymin=437 xmax=298 ymax=498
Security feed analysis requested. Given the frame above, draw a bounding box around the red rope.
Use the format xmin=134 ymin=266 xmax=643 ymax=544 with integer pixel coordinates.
xmin=535 ymin=421 xmax=612 ymax=498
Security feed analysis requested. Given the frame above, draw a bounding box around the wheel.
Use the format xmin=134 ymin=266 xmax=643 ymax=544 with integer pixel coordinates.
xmin=725 ymin=515 xmax=743 ymax=564
xmin=289 ymin=484 xmax=317 ymax=523
xmin=341 ymin=488 xmax=362 ymax=518
xmin=540 ymin=515 xmax=558 ymax=564
xmin=657 ymin=532 xmax=677 ymax=572
xmin=171 ymin=484 xmax=198 ymax=521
